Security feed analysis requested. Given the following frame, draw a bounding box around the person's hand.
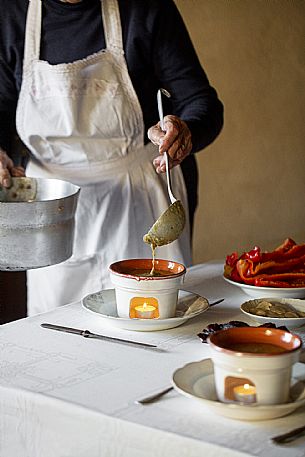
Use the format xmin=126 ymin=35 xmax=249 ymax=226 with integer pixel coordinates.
xmin=0 ymin=148 xmax=25 ymax=188
xmin=148 ymin=115 xmax=192 ymax=173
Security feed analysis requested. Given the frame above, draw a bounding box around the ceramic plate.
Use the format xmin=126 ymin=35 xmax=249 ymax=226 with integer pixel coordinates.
xmin=82 ymin=289 xmax=209 ymax=331
xmin=223 ymin=276 xmax=305 ymax=299
xmin=172 ymin=359 xmax=305 ymax=421
xmin=240 ymin=298 xmax=305 ymax=329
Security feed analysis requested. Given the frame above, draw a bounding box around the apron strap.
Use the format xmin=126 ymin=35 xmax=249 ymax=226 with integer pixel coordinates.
xmin=23 ymin=0 xmax=124 ymax=67
xmin=23 ymin=0 xmax=42 ymax=67
xmin=101 ymin=0 xmax=124 ymax=53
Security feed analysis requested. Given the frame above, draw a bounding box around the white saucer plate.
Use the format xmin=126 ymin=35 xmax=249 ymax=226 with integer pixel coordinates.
xmin=223 ymin=276 xmax=305 ymax=299
xmin=172 ymin=359 xmax=305 ymax=421
xmin=82 ymin=289 xmax=209 ymax=331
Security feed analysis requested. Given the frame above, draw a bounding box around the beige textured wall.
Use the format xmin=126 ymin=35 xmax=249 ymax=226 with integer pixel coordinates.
xmin=175 ymin=0 xmax=305 ymax=263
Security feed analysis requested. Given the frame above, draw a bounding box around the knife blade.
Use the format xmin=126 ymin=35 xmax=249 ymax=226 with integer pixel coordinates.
xmin=41 ymin=323 xmax=157 ymax=348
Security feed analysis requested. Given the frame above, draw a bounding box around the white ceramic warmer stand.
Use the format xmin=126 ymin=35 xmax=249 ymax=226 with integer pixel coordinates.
xmin=111 ymin=273 xmax=184 ymax=319
xmin=211 ymin=349 xmax=301 ymax=405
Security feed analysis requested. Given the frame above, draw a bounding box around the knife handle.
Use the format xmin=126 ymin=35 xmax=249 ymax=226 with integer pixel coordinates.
xmin=41 ymin=323 xmax=83 ymax=335
xmin=272 ymin=424 xmax=305 ymax=444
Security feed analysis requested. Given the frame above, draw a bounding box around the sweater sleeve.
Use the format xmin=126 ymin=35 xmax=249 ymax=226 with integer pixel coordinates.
xmin=0 ymin=54 xmax=19 ymax=153
xmin=151 ymin=0 xmax=223 ymax=152
xmin=0 ymin=0 xmax=25 ymax=156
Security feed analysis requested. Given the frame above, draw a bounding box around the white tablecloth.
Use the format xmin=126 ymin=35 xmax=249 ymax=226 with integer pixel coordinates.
xmin=1 ymin=261 xmax=305 ymax=457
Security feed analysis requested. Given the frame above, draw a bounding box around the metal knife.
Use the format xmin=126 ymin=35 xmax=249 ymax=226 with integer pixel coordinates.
xmin=41 ymin=323 xmax=157 ymax=348
xmin=271 ymin=424 xmax=305 ymax=444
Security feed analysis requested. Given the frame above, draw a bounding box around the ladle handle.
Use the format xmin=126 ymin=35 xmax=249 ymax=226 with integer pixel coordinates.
xmin=164 ymin=152 xmax=176 ymax=204
xmin=157 ymin=89 xmax=165 ymax=131
xmin=157 ymin=89 xmax=177 ymax=205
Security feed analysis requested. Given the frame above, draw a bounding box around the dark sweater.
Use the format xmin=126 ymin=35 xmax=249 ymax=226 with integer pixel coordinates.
xmin=0 ymin=0 xmax=223 ymax=225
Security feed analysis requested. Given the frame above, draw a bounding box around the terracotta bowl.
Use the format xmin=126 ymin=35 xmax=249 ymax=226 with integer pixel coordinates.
xmin=209 ymin=327 xmax=302 ymax=354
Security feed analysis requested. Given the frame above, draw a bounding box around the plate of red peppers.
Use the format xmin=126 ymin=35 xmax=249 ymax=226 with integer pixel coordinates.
xmin=223 ymin=238 xmax=305 ymax=298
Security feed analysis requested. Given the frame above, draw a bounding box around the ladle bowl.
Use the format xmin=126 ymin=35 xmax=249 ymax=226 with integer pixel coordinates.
xmin=143 ymin=200 xmax=185 ymax=247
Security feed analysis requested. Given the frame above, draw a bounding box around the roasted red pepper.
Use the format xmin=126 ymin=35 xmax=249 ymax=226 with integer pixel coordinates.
xmin=244 ymin=246 xmax=261 ymax=262
xmin=224 ymin=238 xmax=305 ymax=287
xmin=261 ymin=243 xmax=305 ymax=263
xmin=230 ymin=266 xmax=242 ymax=282
xmin=254 ymin=273 xmax=305 ymax=288
xmin=254 ymin=278 xmax=293 ymax=288
xmin=237 ymin=252 xmax=305 ymax=278
xmin=225 ymin=252 xmax=239 ymax=267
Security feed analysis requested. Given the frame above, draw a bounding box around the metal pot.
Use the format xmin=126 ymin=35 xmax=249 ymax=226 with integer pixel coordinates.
xmin=0 ymin=177 xmax=80 ymax=271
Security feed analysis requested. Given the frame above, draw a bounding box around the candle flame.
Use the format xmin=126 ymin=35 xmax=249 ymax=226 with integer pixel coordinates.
xmin=244 ymin=384 xmax=251 ymax=390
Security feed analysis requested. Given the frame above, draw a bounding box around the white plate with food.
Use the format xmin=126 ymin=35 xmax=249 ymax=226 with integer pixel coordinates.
xmin=172 ymin=358 xmax=305 ymax=421
xmin=223 ymin=276 xmax=305 ymax=299
xmin=82 ymin=289 xmax=210 ymax=331
xmin=240 ymin=298 xmax=305 ymax=329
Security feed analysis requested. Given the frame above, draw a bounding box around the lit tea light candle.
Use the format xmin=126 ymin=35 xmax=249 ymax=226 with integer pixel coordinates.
xmin=233 ymin=384 xmax=256 ymax=404
xmin=134 ymin=302 xmax=156 ymax=319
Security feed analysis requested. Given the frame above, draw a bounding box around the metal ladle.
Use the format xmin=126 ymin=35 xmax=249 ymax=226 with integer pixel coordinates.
xmin=143 ymin=89 xmax=186 ymax=247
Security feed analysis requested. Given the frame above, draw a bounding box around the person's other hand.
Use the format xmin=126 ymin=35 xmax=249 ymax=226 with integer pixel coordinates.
xmin=148 ymin=115 xmax=192 ymax=173
xmin=0 ymin=148 xmax=25 ymax=187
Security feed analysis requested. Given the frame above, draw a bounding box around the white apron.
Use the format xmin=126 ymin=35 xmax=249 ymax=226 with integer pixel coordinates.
xmin=16 ymin=0 xmax=191 ymax=315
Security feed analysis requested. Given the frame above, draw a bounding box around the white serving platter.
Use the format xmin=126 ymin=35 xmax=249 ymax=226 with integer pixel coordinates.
xmin=223 ymin=276 xmax=305 ymax=299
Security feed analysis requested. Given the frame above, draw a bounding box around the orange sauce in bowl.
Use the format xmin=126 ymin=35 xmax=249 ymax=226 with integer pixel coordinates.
xmin=226 ymin=342 xmax=288 ymax=354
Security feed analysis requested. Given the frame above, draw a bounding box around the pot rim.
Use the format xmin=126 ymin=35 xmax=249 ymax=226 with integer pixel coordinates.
xmin=0 ymin=177 xmax=80 ymax=204
xmin=109 ymin=258 xmax=186 ymax=280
